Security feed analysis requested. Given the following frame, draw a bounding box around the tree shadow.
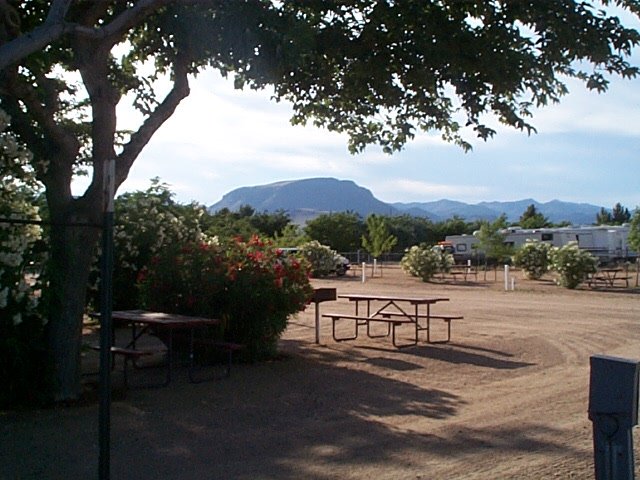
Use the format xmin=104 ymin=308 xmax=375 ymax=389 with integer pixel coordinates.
xmin=3 ymin=340 xmax=566 ymax=480
xmin=364 ymin=356 xmax=424 ymax=371
xmin=400 ymin=343 xmax=535 ymax=370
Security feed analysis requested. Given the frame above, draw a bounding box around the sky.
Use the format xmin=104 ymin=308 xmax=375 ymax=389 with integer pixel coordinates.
xmin=88 ymin=36 xmax=640 ymax=211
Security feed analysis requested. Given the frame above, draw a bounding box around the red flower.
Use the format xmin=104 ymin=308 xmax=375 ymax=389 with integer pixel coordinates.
xmin=136 ymin=268 xmax=148 ymax=283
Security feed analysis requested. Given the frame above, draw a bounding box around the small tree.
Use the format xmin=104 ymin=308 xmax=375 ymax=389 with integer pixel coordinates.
xmin=513 ymin=240 xmax=552 ymax=280
xmin=628 ymin=208 xmax=640 ymax=286
xmin=596 ymin=207 xmax=612 ymax=225
xmin=475 ymin=215 xmax=513 ymax=279
xmin=362 ymin=214 xmax=398 ymax=275
xmin=596 ymin=203 xmax=631 ymax=225
xmin=551 ymin=242 xmax=598 ymax=289
xmin=612 ymin=203 xmax=631 ymax=225
xmin=362 ymin=214 xmax=398 ymax=258
xmin=629 ymin=209 xmax=640 ymax=253
xmin=519 ymin=204 xmax=550 ymax=229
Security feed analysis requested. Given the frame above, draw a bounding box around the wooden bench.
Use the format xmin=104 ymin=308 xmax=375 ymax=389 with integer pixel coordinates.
xmin=323 ymin=313 xmax=416 ymax=348
xmin=322 ymin=312 xmax=463 ymax=347
xmin=371 ymin=312 xmax=464 ymax=343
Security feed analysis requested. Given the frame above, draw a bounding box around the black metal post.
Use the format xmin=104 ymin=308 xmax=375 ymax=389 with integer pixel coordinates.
xmin=99 ymin=160 xmax=116 ymax=480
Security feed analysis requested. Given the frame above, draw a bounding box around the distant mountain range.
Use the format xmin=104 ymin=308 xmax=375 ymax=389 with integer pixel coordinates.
xmin=209 ymin=177 xmax=603 ymax=225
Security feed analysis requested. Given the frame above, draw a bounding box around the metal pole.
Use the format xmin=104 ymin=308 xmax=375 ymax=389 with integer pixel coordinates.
xmin=99 ymin=159 xmax=116 ymax=480
xmin=504 ymin=265 xmax=509 ymax=291
xmin=314 ymin=302 xmax=320 ymax=344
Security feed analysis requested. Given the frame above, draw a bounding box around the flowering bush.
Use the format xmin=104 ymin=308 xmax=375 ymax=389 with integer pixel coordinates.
xmin=512 ymin=240 xmax=552 ymax=280
xmin=138 ymin=235 xmax=314 ymax=360
xmin=551 ymin=242 xmax=598 ymax=289
xmin=0 ymin=110 xmax=51 ymax=407
xmin=400 ymin=244 xmax=453 ymax=282
xmin=436 ymin=247 xmax=455 ymax=273
xmin=88 ymin=179 xmax=207 ymax=310
xmin=298 ymin=240 xmax=343 ymax=277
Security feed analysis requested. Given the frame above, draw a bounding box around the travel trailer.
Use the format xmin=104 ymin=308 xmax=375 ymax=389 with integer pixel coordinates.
xmin=444 ymin=225 xmax=636 ymax=264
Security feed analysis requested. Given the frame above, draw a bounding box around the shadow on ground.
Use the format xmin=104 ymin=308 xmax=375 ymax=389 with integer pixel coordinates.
xmin=3 ymin=339 xmax=572 ymax=479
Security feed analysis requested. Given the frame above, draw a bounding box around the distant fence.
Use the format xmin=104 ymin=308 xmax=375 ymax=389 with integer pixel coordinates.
xmin=340 ymin=251 xmax=404 ymax=264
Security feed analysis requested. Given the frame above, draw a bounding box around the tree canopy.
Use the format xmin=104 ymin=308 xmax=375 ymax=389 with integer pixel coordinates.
xmin=596 ymin=202 xmax=632 ymax=225
xmin=628 ymin=208 xmax=640 ymax=254
xmin=1 ymin=1 xmax=639 ymax=401
xmin=304 ymin=211 xmax=364 ymax=252
xmin=361 ymin=214 xmax=397 ymax=258
xmin=518 ymin=204 xmax=550 ymax=229
xmin=475 ymin=214 xmax=513 ymax=264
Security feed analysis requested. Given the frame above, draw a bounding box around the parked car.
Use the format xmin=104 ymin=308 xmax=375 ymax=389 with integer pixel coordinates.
xmin=334 ymin=254 xmax=350 ymax=276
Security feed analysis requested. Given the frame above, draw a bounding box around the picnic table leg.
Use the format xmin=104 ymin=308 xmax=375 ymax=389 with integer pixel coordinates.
xmin=391 ymin=321 xmax=418 ymax=348
xmin=314 ymin=301 xmax=320 ymax=344
xmin=164 ymin=330 xmax=173 ymax=386
xmin=332 ymin=317 xmax=361 ymax=342
xmin=366 ymin=320 xmax=391 ymax=338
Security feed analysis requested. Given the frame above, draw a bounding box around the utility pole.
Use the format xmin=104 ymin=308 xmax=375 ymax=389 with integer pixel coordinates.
xmin=99 ymin=159 xmax=116 ymax=480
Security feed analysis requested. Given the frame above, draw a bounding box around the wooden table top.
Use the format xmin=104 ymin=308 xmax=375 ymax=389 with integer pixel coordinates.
xmin=338 ymin=294 xmax=449 ymax=304
xmin=111 ymin=310 xmax=221 ymax=327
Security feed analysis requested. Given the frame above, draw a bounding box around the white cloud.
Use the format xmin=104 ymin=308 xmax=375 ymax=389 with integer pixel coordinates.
xmin=374 ymin=179 xmax=491 ymax=202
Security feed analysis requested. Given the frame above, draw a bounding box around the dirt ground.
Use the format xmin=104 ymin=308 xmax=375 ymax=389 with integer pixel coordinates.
xmin=2 ymin=265 xmax=640 ymax=479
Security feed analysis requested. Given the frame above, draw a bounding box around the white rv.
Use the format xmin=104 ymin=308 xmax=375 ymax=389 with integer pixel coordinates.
xmin=445 ymin=225 xmax=635 ymax=264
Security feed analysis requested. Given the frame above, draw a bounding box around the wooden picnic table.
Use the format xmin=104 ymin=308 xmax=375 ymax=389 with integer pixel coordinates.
xmin=96 ymin=310 xmax=234 ymax=387
xmin=322 ymin=294 xmax=462 ymax=348
xmin=587 ymin=268 xmax=631 ymax=288
xmin=446 ymin=264 xmax=478 ymax=282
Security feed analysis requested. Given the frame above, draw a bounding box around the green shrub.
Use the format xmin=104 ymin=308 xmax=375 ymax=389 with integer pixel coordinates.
xmin=512 ymin=240 xmax=552 ymax=280
xmin=436 ymin=247 xmax=455 ymax=273
xmin=551 ymin=242 xmax=597 ymax=289
xmin=138 ymin=235 xmax=314 ymax=361
xmin=298 ymin=240 xmax=341 ymax=277
xmin=400 ymin=244 xmax=453 ymax=282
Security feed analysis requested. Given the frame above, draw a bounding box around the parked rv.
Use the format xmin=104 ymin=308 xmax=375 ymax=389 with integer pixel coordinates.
xmin=445 ymin=225 xmax=636 ymax=264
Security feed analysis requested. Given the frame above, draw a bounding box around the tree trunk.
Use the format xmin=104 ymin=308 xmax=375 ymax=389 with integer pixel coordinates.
xmin=46 ymin=207 xmax=101 ymax=402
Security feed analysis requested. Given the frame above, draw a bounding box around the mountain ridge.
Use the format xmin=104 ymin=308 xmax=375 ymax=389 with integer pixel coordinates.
xmin=209 ymin=177 xmax=604 ymax=225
